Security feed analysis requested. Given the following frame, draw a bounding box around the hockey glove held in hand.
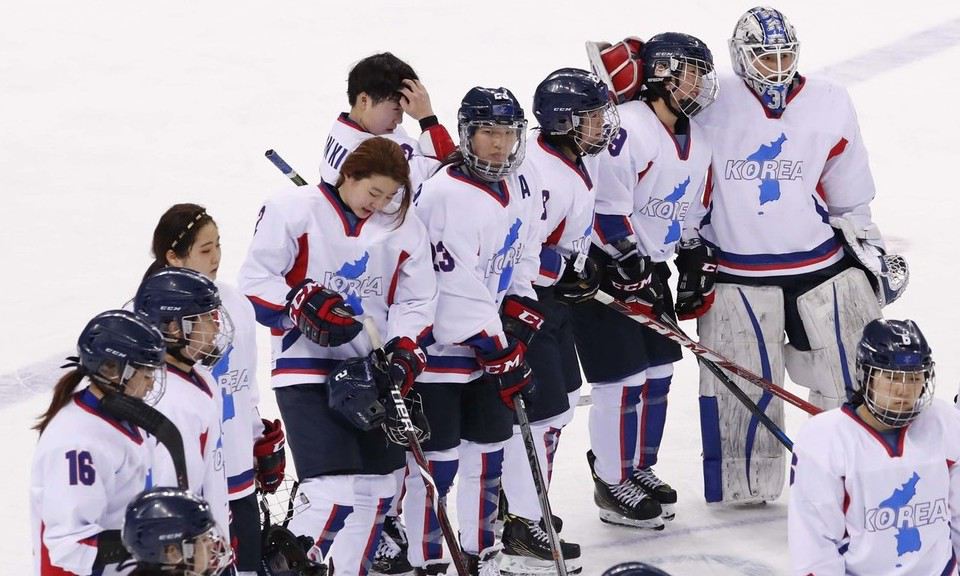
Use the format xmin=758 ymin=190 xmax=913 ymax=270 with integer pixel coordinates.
xmin=254 ymin=418 xmax=286 ymax=494
xmin=286 ymin=279 xmax=362 ymax=347
xmin=500 ymin=295 xmax=546 ymax=350
xmin=554 ymin=254 xmax=601 ymax=304
xmin=477 ymin=338 xmax=535 ymax=410
xmin=674 ymin=239 xmax=717 ymax=320
xmin=604 ymin=251 xmax=665 ymax=316
xmin=384 ymin=336 xmax=426 ymax=396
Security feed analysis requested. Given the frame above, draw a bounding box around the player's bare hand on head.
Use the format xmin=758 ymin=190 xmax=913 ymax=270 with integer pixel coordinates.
xmin=399 ymin=79 xmax=435 ymax=121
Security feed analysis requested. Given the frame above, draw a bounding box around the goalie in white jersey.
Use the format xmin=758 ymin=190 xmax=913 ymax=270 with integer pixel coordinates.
xmin=31 ymin=310 xmax=166 ymax=576
xmin=407 ymin=86 xmax=544 ymax=575
xmin=239 ymin=137 xmax=437 ymax=576
xmin=582 ymin=32 xmax=717 ymax=527
xmin=321 ymin=52 xmax=456 ymax=193
xmin=689 ymin=6 xmax=907 ymax=505
xmin=789 ymin=319 xmax=960 ymax=575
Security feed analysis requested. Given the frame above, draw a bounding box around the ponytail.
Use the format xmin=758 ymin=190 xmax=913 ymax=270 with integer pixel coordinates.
xmin=34 ymin=369 xmax=86 ymax=435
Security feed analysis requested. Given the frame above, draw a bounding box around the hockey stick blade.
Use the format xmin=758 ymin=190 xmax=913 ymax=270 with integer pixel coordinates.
xmin=361 ymin=318 xmax=469 ymax=576
xmin=593 ymin=291 xmax=822 ymax=416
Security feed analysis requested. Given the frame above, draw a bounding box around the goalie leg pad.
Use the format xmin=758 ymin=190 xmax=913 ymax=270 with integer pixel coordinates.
xmin=698 ymin=283 xmax=786 ymax=504
xmin=588 ymin=370 xmax=649 ymax=485
xmin=786 ymin=267 xmax=881 ymax=409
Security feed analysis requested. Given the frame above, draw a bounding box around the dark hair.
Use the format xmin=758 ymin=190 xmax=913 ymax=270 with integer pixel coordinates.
xmin=347 ymin=53 xmax=418 ymax=106
xmin=335 ymin=137 xmax=413 ymax=227
xmin=34 ymin=369 xmax=86 ymax=434
xmin=144 ymin=204 xmax=217 ymax=280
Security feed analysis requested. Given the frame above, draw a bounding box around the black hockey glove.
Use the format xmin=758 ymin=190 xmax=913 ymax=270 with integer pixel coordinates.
xmin=674 ymin=239 xmax=717 ymax=320
xmin=384 ymin=336 xmax=426 ymax=396
xmin=500 ymin=295 xmax=546 ymax=350
xmin=603 ymin=248 xmax=665 ymax=316
xmin=286 ymin=279 xmax=362 ymax=347
xmin=554 ymin=254 xmax=601 ymax=305
xmin=477 ymin=337 xmax=535 ymax=410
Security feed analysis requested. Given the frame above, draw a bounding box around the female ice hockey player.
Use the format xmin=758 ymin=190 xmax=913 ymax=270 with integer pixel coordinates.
xmin=134 ymin=267 xmax=235 ymax=536
xmin=582 ymin=31 xmax=718 ymax=526
xmin=146 ymin=204 xmax=284 ymax=576
xmin=789 ymin=318 xmax=960 ymax=574
xmin=239 ymin=136 xmax=437 ymax=576
xmin=405 ymin=86 xmax=544 ymax=576
xmin=496 ymin=67 xmax=620 ymax=575
xmin=122 ymin=487 xmax=232 ymax=576
xmin=31 ymin=309 xmax=166 ymax=575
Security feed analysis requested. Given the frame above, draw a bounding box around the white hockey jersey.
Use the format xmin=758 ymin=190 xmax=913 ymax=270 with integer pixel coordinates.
xmin=789 ymin=401 xmax=960 ymax=575
xmin=213 ymin=281 xmax=263 ymax=500
xmin=518 ymin=133 xmax=599 ymax=287
xmin=320 ymin=113 xmax=454 ymax=192
xmin=414 ymin=165 xmax=542 ymax=383
xmin=238 ymin=182 xmax=437 ymax=387
xmin=152 ymin=365 xmax=229 ymax=534
xmin=592 ymin=100 xmax=711 ymax=263
xmin=31 ymin=388 xmax=153 ymax=576
xmin=696 ymin=75 xmax=878 ymax=277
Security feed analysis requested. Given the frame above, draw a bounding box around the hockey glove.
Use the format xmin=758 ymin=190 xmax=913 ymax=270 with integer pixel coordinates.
xmin=384 ymin=336 xmax=426 ymax=396
xmin=477 ymin=337 xmax=535 ymax=410
xmin=286 ymin=279 xmax=362 ymax=347
xmin=674 ymin=239 xmax=718 ymax=320
xmin=500 ymin=295 xmax=546 ymax=350
xmin=554 ymin=254 xmax=601 ymax=304
xmin=254 ymin=418 xmax=286 ymax=494
xmin=603 ymin=250 xmax=665 ymax=316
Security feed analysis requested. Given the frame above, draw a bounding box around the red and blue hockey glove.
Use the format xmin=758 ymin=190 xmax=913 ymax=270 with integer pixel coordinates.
xmin=674 ymin=239 xmax=717 ymax=320
xmin=384 ymin=336 xmax=426 ymax=396
xmin=603 ymin=249 xmax=665 ymax=316
xmin=500 ymin=295 xmax=546 ymax=350
xmin=286 ymin=279 xmax=362 ymax=347
xmin=254 ymin=418 xmax=286 ymax=494
xmin=477 ymin=337 xmax=535 ymax=410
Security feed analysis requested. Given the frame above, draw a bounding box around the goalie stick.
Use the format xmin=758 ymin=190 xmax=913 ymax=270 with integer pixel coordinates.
xmin=362 ymin=318 xmax=469 ymax=576
xmin=594 ymin=290 xmax=822 ymax=417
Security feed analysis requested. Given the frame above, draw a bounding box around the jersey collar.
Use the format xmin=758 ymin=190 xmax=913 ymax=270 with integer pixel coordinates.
xmin=447 ymin=165 xmax=510 ymax=207
xmin=73 ymin=389 xmax=144 ymax=444
xmin=536 ymin=134 xmax=593 ymax=190
xmin=319 ymin=181 xmax=368 ymax=237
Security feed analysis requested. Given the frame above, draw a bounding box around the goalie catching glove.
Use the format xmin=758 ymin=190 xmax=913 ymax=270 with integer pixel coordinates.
xmin=254 ymin=419 xmax=286 ymax=494
xmin=286 ymin=279 xmax=362 ymax=347
xmin=674 ymin=238 xmax=717 ymax=320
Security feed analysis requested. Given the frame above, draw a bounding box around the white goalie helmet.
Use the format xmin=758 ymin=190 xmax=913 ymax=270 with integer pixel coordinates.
xmin=729 ymin=6 xmax=800 ymax=90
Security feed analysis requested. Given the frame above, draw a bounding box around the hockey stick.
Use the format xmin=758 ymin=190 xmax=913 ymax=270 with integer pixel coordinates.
xmin=593 ymin=290 xmax=822 ymax=417
xmin=362 ymin=318 xmax=469 ymax=576
xmin=513 ymin=394 xmax=568 ymax=575
xmin=265 ymin=149 xmax=308 ymax=186
xmin=655 ymin=313 xmax=793 ymax=450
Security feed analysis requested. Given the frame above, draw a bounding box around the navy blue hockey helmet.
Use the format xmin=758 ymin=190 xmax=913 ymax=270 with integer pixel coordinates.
xmin=640 ymin=32 xmax=718 ymax=118
xmin=122 ymin=487 xmax=232 ymax=575
xmin=854 ymin=319 xmax=934 ymax=427
xmin=602 ymin=562 xmax=673 ymax=576
xmin=534 ymin=68 xmax=620 ymax=156
xmin=134 ymin=267 xmax=234 ymax=367
xmin=328 ymin=356 xmax=388 ymax=432
xmin=76 ymin=309 xmax=166 ymax=401
xmin=457 ymin=86 xmax=528 ymax=182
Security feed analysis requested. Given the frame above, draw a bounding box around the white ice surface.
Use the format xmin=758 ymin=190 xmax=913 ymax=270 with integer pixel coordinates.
xmin=4 ymin=1 xmax=960 ymax=574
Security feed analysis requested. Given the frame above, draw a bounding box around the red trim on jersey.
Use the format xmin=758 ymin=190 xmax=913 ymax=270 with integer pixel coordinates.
xmin=284 ymin=234 xmax=310 ymax=288
xmin=703 ymin=165 xmax=714 ymax=207
xmin=200 ymin=429 xmax=209 ymax=456
xmin=545 ymin=218 xmax=566 ymax=247
xmin=593 ymin=214 xmax=634 ymax=246
xmin=337 ymin=112 xmax=369 ymax=133
xmin=271 ymin=368 xmax=330 ymax=376
xmin=841 ymin=404 xmax=906 ymax=458
xmin=248 ymin=295 xmax=284 ymax=311
xmin=40 ymin=523 xmax=82 ymax=576
xmin=637 ymin=160 xmax=653 ymax=183
xmin=386 ymin=250 xmax=411 ymax=306
xmin=424 ymin=124 xmax=456 ymax=159
xmin=816 ymin=137 xmax=849 ymax=201
xmin=168 ymin=365 xmax=213 ymax=398
xmin=658 ymin=120 xmax=691 ymax=160
xmin=745 ymin=75 xmax=807 ymax=119
xmin=447 ymin=166 xmax=510 ymax=207
xmin=718 ymin=244 xmax=842 ymax=272
xmin=948 ymin=459 xmax=957 ymax=470
xmin=841 ymin=480 xmax=850 ymax=513
xmin=423 ymin=366 xmax=477 ymax=375
xmin=537 ymin=135 xmax=593 ymax=190
xmin=73 ymin=394 xmax=143 ymax=444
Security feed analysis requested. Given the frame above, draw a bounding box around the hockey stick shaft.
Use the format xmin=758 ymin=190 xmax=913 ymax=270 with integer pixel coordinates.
xmin=594 ymin=291 xmax=822 ymax=416
xmin=656 ymin=314 xmax=794 ymax=450
xmin=265 ymin=149 xmax=308 ymax=186
xmin=362 ymin=319 xmax=469 ymax=576
xmin=513 ymin=395 xmax=568 ymax=575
